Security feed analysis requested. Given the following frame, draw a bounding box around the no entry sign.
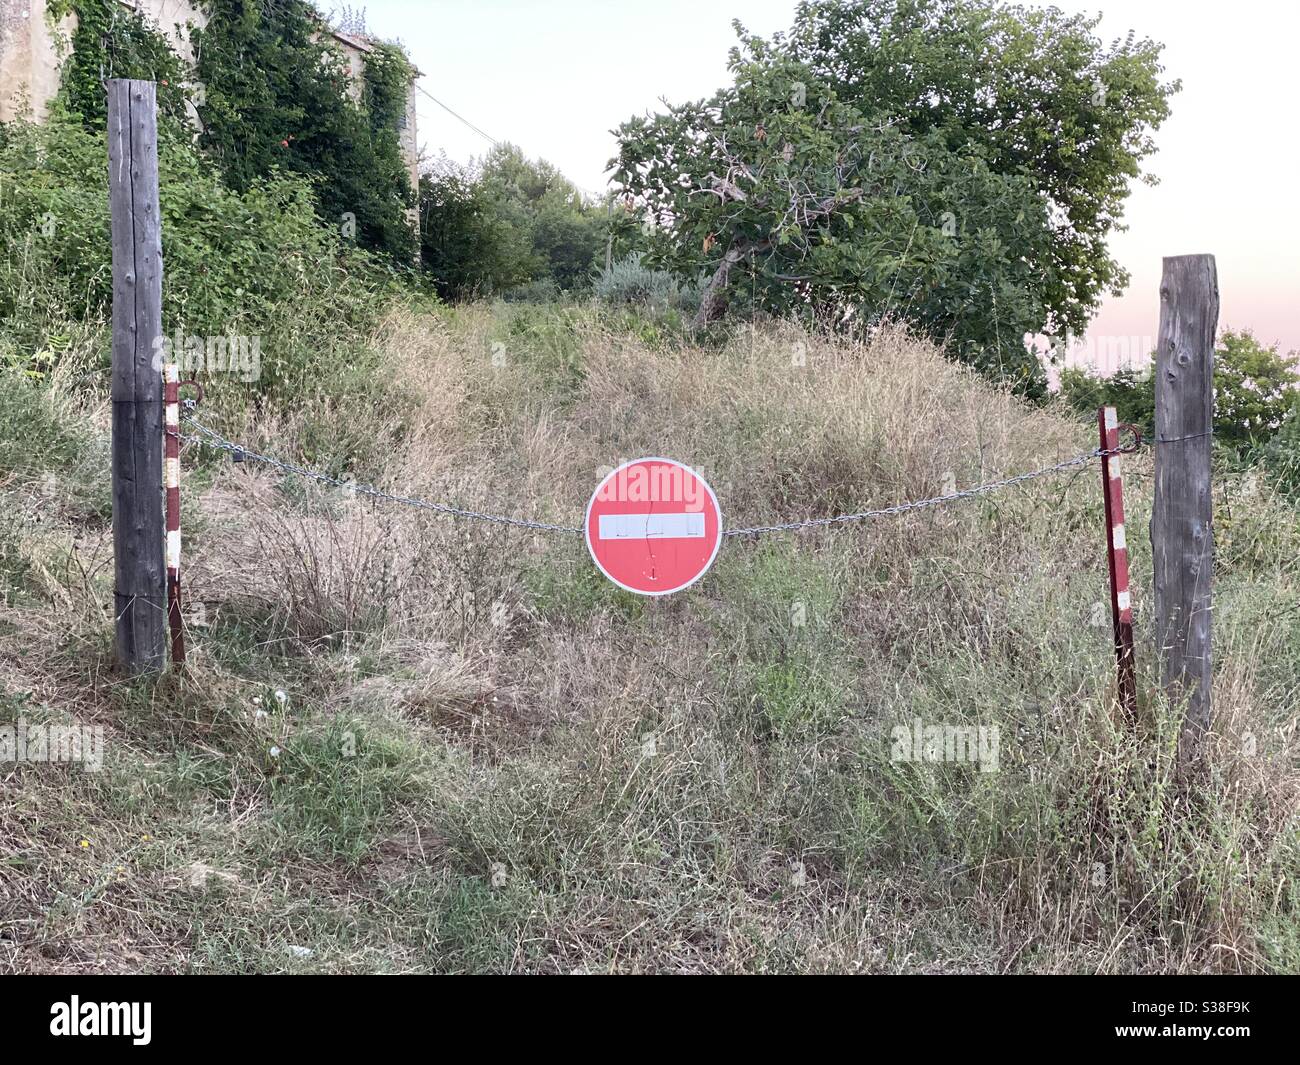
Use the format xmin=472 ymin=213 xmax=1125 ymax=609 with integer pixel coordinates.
xmin=585 ymin=458 xmax=722 ymax=596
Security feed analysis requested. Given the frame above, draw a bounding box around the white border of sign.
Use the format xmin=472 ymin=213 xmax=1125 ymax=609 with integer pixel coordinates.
xmin=584 ymin=457 xmax=723 ymax=597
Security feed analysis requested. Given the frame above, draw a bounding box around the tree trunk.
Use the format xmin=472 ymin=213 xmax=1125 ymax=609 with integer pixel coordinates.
xmin=689 ymin=188 xmax=862 ymax=331
xmin=691 ymin=238 xmax=769 ymax=331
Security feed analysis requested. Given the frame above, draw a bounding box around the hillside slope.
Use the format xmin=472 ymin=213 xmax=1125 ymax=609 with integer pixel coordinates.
xmin=1 ymin=303 xmax=1297 ymax=973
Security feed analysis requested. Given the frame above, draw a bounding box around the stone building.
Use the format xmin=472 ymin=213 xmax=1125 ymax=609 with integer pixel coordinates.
xmin=0 ymin=0 xmax=420 ymax=194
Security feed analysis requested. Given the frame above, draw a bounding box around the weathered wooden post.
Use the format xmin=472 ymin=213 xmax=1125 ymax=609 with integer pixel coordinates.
xmin=1152 ymin=254 xmax=1218 ymax=768
xmin=109 ymin=80 xmax=167 ymax=674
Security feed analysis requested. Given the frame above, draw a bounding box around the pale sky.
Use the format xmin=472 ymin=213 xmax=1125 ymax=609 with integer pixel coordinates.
xmin=362 ymin=0 xmax=1299 ymax=366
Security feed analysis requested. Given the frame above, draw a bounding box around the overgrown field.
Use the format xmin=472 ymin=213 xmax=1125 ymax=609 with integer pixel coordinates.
xmin=1 ymin=303 xmax=1297 ymax=973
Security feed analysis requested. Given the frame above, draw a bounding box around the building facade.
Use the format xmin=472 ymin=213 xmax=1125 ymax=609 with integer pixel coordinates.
xmin=0 ymin=0 xmax=419 ymax=193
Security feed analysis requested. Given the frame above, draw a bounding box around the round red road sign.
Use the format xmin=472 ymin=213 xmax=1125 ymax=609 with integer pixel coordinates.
xmin=585 ymin=457 xmax=723 ymax=596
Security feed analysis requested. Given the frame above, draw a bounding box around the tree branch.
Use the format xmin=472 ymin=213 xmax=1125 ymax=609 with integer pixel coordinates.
xmin=690 ymin=188 xmax=865 ymax=330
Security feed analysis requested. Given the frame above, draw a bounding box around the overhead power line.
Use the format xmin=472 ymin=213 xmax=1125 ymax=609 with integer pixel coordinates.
xmin=414 ymin=83 xmax=501 ymax=148
xmin=413 ymin=79 xmax=606 ymax=201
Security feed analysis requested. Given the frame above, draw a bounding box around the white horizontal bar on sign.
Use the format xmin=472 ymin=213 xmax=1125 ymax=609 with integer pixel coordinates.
xmin=598 ymin=512 xmax=706 ymax=540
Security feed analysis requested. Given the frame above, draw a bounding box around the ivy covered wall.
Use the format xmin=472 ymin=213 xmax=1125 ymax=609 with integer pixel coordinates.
xmin=193 ymin=2 xmax=416 ymax=260
xmin=36 ymin=0 xmax=417 ymax=262
xmin=49 ymin=0 xmax=189 ymax=126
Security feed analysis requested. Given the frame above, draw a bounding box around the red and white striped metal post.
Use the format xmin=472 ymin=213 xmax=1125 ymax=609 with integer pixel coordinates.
xmin=163 ymin=363 xmax=185 ymax=665
xmin=1098 ymin=405 xmax=1137 ymax=719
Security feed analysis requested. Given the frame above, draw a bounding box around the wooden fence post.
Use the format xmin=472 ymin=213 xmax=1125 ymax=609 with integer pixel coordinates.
xmin=109 ymin=80 xmax=166 ymax=674
xmin=1153 ymin=254 xmax=1218 ymax=768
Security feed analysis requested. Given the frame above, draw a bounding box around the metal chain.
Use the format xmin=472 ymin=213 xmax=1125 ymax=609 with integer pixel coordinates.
xmin=181 ymin=413 xmax=584 ymax=535
xmin=182 ymin=408 xmax=1136 ymax=540
xmin=722 ymin=446 xmax=1132 ymax=537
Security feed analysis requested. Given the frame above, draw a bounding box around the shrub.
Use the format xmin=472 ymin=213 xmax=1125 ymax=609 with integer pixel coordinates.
xmin=1058 ymin=364 xmax=1155 ymax=436
xmin=1058 ymin=330 xmax=1300 ymax=455
xmin=592 ymin=253 xmax=703 ymax=311
xmin=1259 ymin=401 xmax=1300 ymax=496
xmin=0 ymin=108 xmax=404 ymax=417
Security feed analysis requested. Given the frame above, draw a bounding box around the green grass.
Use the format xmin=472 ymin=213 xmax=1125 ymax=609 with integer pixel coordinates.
xmin=1 ymin=305 xmax=1297 ymax=973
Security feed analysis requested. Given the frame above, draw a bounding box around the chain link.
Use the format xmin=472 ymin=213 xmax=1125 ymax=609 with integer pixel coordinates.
xmin=722 ymin=447 xmax=1130 ymax=537
xmin=183 ymin=409 xmax=1134 ymax=540
xmin=182 ymin=413 xmax=584 ymax=535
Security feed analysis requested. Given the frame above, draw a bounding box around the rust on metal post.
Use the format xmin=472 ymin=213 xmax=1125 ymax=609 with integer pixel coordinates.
xmin=164 ymin=364 xmax=185 ymax=666
xmin=1098 ymin=407 xmax=1138 ymax=722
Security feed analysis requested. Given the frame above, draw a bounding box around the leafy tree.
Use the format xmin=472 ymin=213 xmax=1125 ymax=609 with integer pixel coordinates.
xmin=418 ymin=156 xmax=534 ymax=299
xmin=1259 ymin=400 xmax=1300 ymax=496
xmin=1213 ymin=331 xmax=1300 ymax=449
xmin=419 ymin=145 xmax=606 ymax=298
xmin=478 ymin=145 xmax=606 ymax=290
xmin=611 ymin=0 xmax=1177 ymax=393
xmin=1057 ymin=364 xmax=1156 ymax=435
xmin=779 ymin=0 xmax=1177 ymax=339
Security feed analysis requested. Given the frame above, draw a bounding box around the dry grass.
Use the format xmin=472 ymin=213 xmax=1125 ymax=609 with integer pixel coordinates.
xmin=1 ymin=301 xmax=1297 ymax=973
